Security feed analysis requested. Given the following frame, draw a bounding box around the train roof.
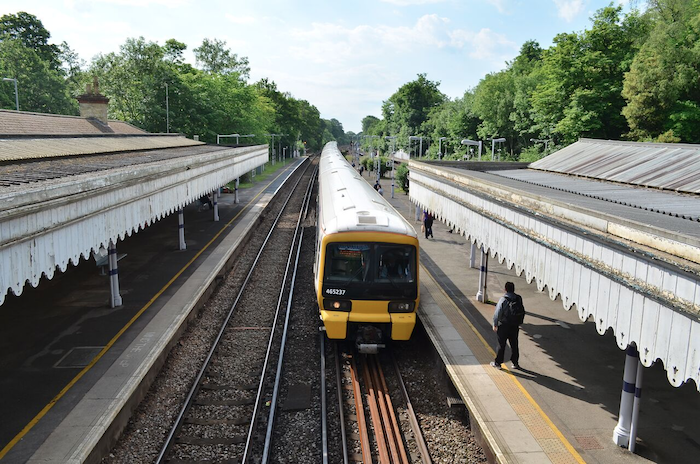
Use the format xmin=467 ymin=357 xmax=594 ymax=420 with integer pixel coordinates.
xmin=318 ymin=142 xmax=417 ymax=238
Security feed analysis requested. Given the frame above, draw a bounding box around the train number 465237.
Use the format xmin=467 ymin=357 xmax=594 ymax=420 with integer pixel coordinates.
xmin=326 ymin=288 xmax=346 ymax=296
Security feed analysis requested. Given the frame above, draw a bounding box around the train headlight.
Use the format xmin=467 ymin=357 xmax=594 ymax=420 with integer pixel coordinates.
xmin=323 ymin=299 xmax=352 ymax=311
xmin=388 ymin=301 xmax=415 ymax=313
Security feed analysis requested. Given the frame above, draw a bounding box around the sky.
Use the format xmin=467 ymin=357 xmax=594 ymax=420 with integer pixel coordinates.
xmin=1 ymin=0 xmax=636 ymax=133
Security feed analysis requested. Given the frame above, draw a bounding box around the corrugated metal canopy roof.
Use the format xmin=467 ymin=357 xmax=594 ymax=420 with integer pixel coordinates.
xmin=493 ymin=169 xmax=700 ymax=222
xmin=530 ymin=138 xmax=700 ymax=194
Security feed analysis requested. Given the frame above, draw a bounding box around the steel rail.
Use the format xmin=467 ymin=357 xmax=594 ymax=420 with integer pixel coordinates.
xmin=351 ymin=355 xmax=373 ymax=464
xmin=334 ymin=342 xmax=350 ymax=464
xmin=392 ymin=353 xmax=432 ymax=464
xmin=374 ymin=355 xmax=409 ymax=464
xmin=368 ymin=356 xmax=401 ymax=464
xmin=362 ymin=356 xmax=390 ymax=463
xmin=241 ymin=162 xmax=316 ymax=462
xmin=321 ymin=332 xmax=329 ymax=464
xmin=155 ymin=158 xmax=312 ymax=464
xmin=261 ymin=165 xmax=318 ymax=462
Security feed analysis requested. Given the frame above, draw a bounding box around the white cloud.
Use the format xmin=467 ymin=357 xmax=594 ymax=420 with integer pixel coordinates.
xmin=487 ymin=0 xmax=508 ymax=13
xmin=225 ymin=14 xmax=256 ymax=25
xmin=449 ymin=28 xmax=517 ymax=61
xmin=288 ymin=14 xmax=451 ymax=66
xmin=553 ymin=0 xmax=585 ymax=22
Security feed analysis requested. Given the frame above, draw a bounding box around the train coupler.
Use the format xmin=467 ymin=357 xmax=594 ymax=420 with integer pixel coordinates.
xmin=356 ymin=325 xmax=385 ymax=354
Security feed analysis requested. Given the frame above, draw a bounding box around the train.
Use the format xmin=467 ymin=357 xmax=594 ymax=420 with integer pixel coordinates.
xmin=315 ymin=141 xmax=420 ymax=352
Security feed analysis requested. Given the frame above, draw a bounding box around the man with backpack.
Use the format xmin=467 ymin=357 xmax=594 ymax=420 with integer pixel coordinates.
xmin=490 ymin=281 xmax=525 ymax=369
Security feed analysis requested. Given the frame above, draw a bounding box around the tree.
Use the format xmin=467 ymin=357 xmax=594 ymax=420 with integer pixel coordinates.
xmin=0 ymin=38 xmax=76 ymax=114
xmin=0 ymin=12 xmax=60 ymax=70
xmin=422 ymin=91 xmax=482 ymax=158
xmin=163 ymin=39 xmax=188 ymax=65
xmin=194 ymin=38 xmax=250 ymax=78
xmin=91 ymin=37 xmax=173 ymax=130
xmin=622 ymin=0 xmax=700 ymax=141
xmin=529 ymin=6 xmax=646 ymax=144
xmin=297 ymin=99 xmax=322 ymax=151
xmin=362 ymin=115 xmax=381 ymax=133
xmin=382 ymin=74 xmax=445 ymax=138
xmin=473 ymin=70 xmax=518 ymax=155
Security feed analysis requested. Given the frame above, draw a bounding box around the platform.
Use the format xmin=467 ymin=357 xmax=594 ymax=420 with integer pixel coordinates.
xmin=376 ymin=174 xmax=700 ymax=464
xmin=0 ymin=158 xmax=305 ymax=464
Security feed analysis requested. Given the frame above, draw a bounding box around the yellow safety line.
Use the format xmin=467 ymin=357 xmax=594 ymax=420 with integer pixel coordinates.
xmin=0 ymin=167 xmax=293 ymax=459
xmin=420 ymin=264 xmax=586 ymax=464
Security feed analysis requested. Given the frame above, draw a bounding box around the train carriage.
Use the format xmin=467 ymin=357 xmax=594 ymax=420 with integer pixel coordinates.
xmin=315 ymin=142 xmax=419 ymax=350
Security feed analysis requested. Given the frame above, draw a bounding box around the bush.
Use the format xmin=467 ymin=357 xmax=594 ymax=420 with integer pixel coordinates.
xmin=361 ymin=156 xmax=392 ymax=177
xmin=518 ymin=147 xmax=546 ymax=163
xmin=395 ymin=163 xmax=409 ymax=193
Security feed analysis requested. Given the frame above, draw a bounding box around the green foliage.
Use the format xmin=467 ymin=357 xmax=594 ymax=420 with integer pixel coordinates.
xmin=322 ymin=118 xmax=349 ymax=145
xmin=0 ymin=38 xmax=76 ymax=114
xmin=359 ymin=155 xmax=390 ymax=176
xmin=622 ymin=0 xmax=700 ymax=141
xmin=518 ymin=146 xmax=546 ymax=163
xmin=0 ymin=11 xmax=336 ymax=148
xmin=0 ymin=11 xmax=60 ymax=69
xmin=367 ymin=1 xmax=700 ymax=154
xmin=362 ymin=115 xmax=381 ymax=133
xmin=193 ymin=38 xmax=250 ymax=78
xmin=0 ymin=12 xmax=78 ymax=113
xmin=395 ymin=163 xmax=409 ymax=193
xmin=382 ymin=73 xmax=445 ymax=144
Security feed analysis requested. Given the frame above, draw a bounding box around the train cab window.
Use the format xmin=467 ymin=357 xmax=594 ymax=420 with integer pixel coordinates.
xmin=325 ymin=244 xmax=371 ymax=282
xmin=377 ymin=246 xmax=415 ymax=282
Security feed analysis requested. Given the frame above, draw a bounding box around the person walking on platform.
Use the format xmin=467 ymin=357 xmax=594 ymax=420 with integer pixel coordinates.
xmin=491 ymin=282 xmax=525 ymax=369
xmin=198 ymin=194 xmax=213 ymax=211
xmin=422 ymin=211 xmax=434 ymax=239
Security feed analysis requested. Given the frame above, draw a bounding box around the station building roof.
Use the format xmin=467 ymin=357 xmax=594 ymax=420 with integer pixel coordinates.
xmin=0 ymin=109 xmax=146 ymax=136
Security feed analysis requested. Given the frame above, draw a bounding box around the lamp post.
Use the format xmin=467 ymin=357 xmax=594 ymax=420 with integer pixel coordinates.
xmin=365 ymin=135 xmax=380 ymax=181
xmin=488 ymin=137 xmax=506 ymax=161
xmin=461 ymin=139 xmax=482 ymax=161
xmin=408 ymin=136 xmax=424 ymax=158
xmin=265 ymin=133 xmax=281 ymax=165
xmin=531 ymin=138 xmax=551 ymax=151
xmin=3 ymin=77 xmax=18 ymax=111
xmin=438 ymin=136 xmax=447 ymax=160
xmin=164 ymin=82 xmax=169 ymax=133
xmin=385 ymin=136 xmax=397 ymax=198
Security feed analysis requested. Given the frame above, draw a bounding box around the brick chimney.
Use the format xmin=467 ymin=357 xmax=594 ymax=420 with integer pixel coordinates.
xmin=77 ymin=76 xmax=110 ymax=124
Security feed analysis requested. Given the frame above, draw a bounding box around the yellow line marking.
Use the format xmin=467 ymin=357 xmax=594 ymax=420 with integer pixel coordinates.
xmin=420 ymin=264 xmax=586 ymax=464
xmin=0 ymin=166 xmax=293 ymax=459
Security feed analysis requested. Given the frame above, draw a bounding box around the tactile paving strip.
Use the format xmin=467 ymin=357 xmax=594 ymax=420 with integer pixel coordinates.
xmin=420 ymin=265 xmax=585 ymax=464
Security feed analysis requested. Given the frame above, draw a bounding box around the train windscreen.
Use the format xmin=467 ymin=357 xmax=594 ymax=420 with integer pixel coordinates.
xmin=323 ymin=243 xmax=417 ymax=299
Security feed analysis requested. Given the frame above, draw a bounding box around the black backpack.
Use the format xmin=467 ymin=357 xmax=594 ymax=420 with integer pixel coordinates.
xmin=499 ymin=295 xmax=525 ymax=326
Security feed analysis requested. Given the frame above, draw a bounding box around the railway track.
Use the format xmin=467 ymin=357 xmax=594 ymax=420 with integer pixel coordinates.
xmin=155 ymin=159 xmax=317 ymax=463
xmin=103 ymin=154 xmax=484 ymax=463
xmin=330 ymin=346 xmax=432 ymax=464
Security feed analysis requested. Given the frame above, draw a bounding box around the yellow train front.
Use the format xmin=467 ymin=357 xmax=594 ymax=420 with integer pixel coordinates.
xmin=315 ymin=142 xmax=419 ymax=350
